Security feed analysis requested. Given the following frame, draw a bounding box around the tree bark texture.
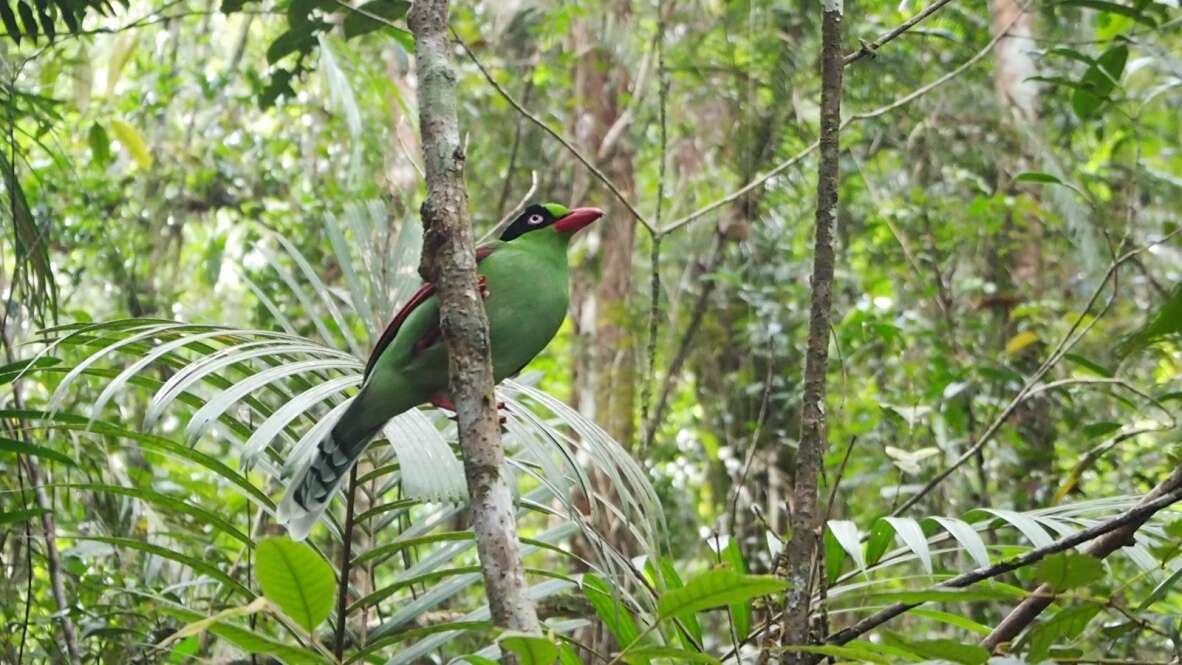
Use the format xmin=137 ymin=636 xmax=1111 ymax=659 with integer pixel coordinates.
xmin=407 ymin=0 xmax=541 ymax=637
xmin=781 ymin=2 xmax=844 ymax=662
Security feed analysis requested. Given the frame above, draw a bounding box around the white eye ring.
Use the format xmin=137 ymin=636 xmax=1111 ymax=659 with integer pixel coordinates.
xmin=528 ymin=214 xmax=545 ymax=225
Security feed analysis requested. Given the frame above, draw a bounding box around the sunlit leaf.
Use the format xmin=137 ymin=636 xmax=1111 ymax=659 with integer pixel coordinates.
xmin=255 ymin=536 xmax=336 ymax=632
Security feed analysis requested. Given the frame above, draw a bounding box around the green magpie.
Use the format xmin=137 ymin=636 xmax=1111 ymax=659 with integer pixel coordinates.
xmin=279 ymin=202 xmax=604 ymax=539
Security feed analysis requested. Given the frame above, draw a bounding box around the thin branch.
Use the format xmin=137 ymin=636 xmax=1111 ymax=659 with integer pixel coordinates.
xmin=890 ymin=228 xmax=1182 ymax=517
xmin=662 ymin=4 xmax=1028 ymax=237
xmin=781 ymin=0 xmax=844 ymax=660
xmin=981 ymin=466 xmax=1182 ymax=651
xmin=842 ymin=0 xmax=958 ymax=66
xmin=824 ymin=478 xmax=1182 ymax=646
xmin=409 ymin=0 xmax=540 ymax=639
xmin=454 ymin=30 xmax=657 ymax=236
xmin=334 ymin=466 xmax=359 ymax=660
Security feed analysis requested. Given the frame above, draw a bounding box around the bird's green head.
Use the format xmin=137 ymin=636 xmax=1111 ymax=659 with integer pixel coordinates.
xmin=500 ymin=202 xmax=604 ymax=242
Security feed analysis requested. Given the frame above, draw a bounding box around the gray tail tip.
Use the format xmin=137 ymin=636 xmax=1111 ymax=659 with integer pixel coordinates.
xmin=276 ymin=486 xmax=325 ymax=542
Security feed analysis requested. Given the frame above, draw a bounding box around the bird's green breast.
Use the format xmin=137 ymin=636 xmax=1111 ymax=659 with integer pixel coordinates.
xmin=369 ymin=231 xmax=571 ymax=400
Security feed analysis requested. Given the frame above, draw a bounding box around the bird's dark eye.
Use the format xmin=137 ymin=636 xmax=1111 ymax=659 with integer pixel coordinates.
xmin=528 ymin=214 xmax=545 ymax=225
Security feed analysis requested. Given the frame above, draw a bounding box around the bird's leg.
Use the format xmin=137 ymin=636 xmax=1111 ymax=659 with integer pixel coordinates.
xmin=478 ymin=275 xmax=490 ymax=299
xmin=429 ymin=393 xmax=508 ymax=427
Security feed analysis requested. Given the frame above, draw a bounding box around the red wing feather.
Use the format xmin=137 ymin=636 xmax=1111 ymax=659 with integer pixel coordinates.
xmin=361 ymin=244 xmax=500 ymax=380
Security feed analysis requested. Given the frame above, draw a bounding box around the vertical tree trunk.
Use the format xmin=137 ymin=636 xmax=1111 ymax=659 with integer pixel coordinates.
xmin=780 ymin=2 xmax=844 ymax=661
xmin=406 ymin=0 xmax=541 ymax=641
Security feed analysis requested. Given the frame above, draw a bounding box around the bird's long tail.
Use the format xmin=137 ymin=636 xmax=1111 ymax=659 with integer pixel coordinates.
xmin=277 ymin=389 xmax=390 ymax=540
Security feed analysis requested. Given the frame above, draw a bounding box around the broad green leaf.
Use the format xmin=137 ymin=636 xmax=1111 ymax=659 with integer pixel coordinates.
xmin=722 ymin=538 xmax=751 ymax=640
xmin=0 ymin=436 xmax=76 ymax=466
xmin=109 ymin=119 xmax=153 ymax=168
xmin=1027 ymin=603 xmax=1101 ymax=661
xmin=1033 ymin=553 xmax=1104 ymax=592
xmin=621 ymin=646 xmax=720 ymax=663
xmin=654 ymin=558 xmax=702 ymax=648
xmin=267 ymin=23 xmax=318 ymax=64
xmin=1118 ymin=284 xmax=1182 ymax=357
xmin=499 ymin=632 xmax=559 ymax=665
xmin=88 ymin=122 xmax=110 ymax=165
xmin=1082 ymin=421 xmax=1122 ymax=438
xmin=342 ymin=0 xmax=410 ymax=38
xmin=557 ymin=644 xmax=585 ymax=665
xmin=656 ymin=569 xmax=787 ymax=619
xmin=824 ymin=524 xmax=846 ymax=585
xmin=255 ymin=536 xmax=336 ymax=632
xmin=0 ymin=507 xmax=49 ymax=526
xmin=1072 ymin=44 xmax=1128 ymax=119
xmin=582 ymin=574 xmax=642 ymax=647
xmin=865 ymin=519 xmax=894 ymax=567
xmin=827 ymin=520 xmax=866 ymax=574
xmin=451 ymin=657 xmax=498 ymax=665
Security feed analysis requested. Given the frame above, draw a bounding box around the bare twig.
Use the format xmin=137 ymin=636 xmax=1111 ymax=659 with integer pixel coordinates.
xmin=780 ymin=1 xmax=844 ymax=661
xmin=891 ymin=228 xmax=1182 ymax=518
xmin=663 ymin=4 xmax=1028 ymax=237
xmin=334 ymin=466 xmax=359 ymax=660
xmin=981 ymin=466 xmax=1182 ymax=651
xmin=842 ymin=0 xmax=958 ymax=66
xmin=823 ymin=476 xmax=1182 ymax=646
xmin=454 ymin=31 xmax=657 ymax=236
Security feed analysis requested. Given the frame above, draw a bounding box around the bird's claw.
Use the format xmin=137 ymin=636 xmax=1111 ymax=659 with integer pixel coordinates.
xmin=478 ymin=275 xmax=490 ymax=299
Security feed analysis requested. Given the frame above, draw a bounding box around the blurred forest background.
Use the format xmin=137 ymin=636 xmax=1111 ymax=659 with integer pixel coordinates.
xmin=1 ymin=0 xmax=1182 ymax=662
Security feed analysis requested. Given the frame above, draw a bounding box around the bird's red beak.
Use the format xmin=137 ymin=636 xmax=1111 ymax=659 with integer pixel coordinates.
xmin=554 ymin=207 xmax=604 ymax=234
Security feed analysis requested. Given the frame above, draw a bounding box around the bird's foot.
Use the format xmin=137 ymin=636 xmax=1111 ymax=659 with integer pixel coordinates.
xmin=478 ymin=275 xmax=490 ymax=299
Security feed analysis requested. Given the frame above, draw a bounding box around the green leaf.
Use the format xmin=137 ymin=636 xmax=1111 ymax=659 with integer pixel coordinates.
xmin=1082 ymin=421 xmax=1122 ymax=438
xmin=1139 ymin=566 xmax=1182 ymax=610
xmin=342 ymin=0 xmax=410 ymax=38
xmin=75 ymin=536 xmax=252 ymax=596
xmin=656 ymin=569 xmax=787 ymax=619
xmin=1014 ymin=171 xmax=1063 ymax=184
xmin=852 ymin=587 xmax=1023 ymax=604
xmin=583 ymin=574 xmax=642 ymax=647
xmin=1027 ymin=603 xmax=1101 ymax=661
xmin=255 ymin=536 xmax=336 ymax=632
xmin=909 ymin=609 xmax=992 ymax=635
xmin=621 ymin=646 xmax=720 ymax=663
xmin=865 ymin=518 xmax=894 ymax=567
xmin=1033 ymin=553 xmax=1104 ymax=592
xmin=267 ymin=23 xmax=318 ymax=64
xmin=88 ymin=122 xmax=110 ymax=165
xmin=1118 ymin=284 xmax=1182 ymax=357
xmin=109 ymin=119 xmax=153 ymax=168
xmin=653 ymin=558 xmax=702 ymax=649
xmin=823 ymin=523 xmax=846 ymax=585
xmin=499 ymin=633 xmax=559 ymax=665
xmin=0 ymin=507 xmax=49 ymax=526
xmin=721 ymin=538 xmax=751 ymax=640
xmin=451 ymin=657 xmax=499 ymax=665
xmin=0 ymin=436 xmax=75 ymax=466
xmin=898 ymin=639 xmax=988 ymax=665
xmin=1072 ymin=44 xmax=1128 ymax=119
xmin=0 ymin=2 xmax=23 ymax=42
xmin=1057 ymin=0 xmax=1157 ymax=26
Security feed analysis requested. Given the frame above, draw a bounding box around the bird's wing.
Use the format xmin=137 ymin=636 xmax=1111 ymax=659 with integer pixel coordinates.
xmin=362 ymin=243 xmax=502 ymax=379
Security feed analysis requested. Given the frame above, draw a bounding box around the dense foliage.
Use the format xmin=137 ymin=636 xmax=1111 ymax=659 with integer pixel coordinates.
xmin=1 ymin=0 xmax=1181 ymax=663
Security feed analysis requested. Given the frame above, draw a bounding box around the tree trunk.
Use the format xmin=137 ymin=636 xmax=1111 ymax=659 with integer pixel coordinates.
xmin=780 ymin=2 xmax=844 ymax=662
xmin=407 ymin=0 xmax=541 ymax=642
